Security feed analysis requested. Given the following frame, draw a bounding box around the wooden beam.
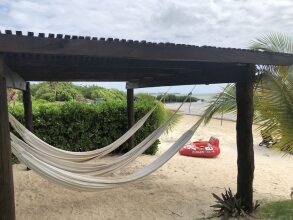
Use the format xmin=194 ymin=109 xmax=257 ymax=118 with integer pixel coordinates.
xmin=7 ymin=60 xmax=249 ymax=84
xmin=235 ymin=65 xmax=255 ymax=212
xmin=127 ymin=88 xmax=135 ymax=149
xmin=0 ymin=57 xmax=16 ymax=219
xmin=23 ymin=81 xmax=33 ymax=171
xmin=0 ymin=33 xmax=293 ymax=65
xmin=126 ymin=65 xmax=249 ymax=88
xmin=23 ymin=82 xmax=33 ymax=131
xmin=4 ymin=65 xmax=26 ymax=90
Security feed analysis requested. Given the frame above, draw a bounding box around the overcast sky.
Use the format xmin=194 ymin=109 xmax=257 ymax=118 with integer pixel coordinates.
xmin=0 ymin=0 xmax=292 ymax=94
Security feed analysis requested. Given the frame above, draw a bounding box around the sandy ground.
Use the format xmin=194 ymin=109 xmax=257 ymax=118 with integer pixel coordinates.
xmin=13 ymin=114 xmax=293 ymax=220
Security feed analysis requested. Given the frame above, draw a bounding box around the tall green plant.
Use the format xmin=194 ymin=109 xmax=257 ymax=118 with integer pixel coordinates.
xmin=202 ymin=33 xmax=293 ymax=154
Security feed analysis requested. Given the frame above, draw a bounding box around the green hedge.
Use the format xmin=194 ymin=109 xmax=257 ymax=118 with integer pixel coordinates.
xmin=156 ymin=94 xmax=199 ymax=103
xmin=9 ymin=99 xmax=169 ymax=155
xmin=28 ymin=82 xmax=126 ymax=102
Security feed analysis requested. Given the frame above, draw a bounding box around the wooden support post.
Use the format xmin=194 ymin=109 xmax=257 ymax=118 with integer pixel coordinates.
xmin=0 ymin=58 xmax=16 ymax=219
xmin=236 ymin=65 xmax=255 ymax=212
xmin=127 ymin=88 xmax=135 ymax=149
xmin=23 ymin=82 xmax=33 ymax=171
xmin=23 ymin=82 xmax=33 ymax=132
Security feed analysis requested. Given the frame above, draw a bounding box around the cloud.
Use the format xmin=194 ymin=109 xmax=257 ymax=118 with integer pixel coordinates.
xmin=0 ymin=0 xmax=292 ymax=48
xmin=1 ymin=0 xmax=292 ymax=93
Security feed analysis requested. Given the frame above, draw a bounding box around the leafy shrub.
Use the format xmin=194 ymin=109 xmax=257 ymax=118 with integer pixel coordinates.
xmin=135 ymin=93 xmax=156 ymax=102
xmin=31 ymin=82 xmax=128 ymax=102
xmin=33 ymin=82 xmax=81 ymax=102
xmin=157 ymin=94 xmax=199 ymax=103
xmin=211 ymin=188 xmax=260 ymax=218
xmin=76 ymin=85 xmax=126 ymax=101
xmin=9 ymin=98 xmax=170 ymax=156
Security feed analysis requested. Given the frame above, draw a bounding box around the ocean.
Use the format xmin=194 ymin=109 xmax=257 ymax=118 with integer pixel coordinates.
xmin=164 ymin=101 xmax=236 ymax=121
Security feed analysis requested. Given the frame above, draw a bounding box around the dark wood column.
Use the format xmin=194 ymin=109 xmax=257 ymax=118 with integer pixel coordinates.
xmin=235 ymin=65 xmax=255 ymax=212
xmin=23 ymin=82 xmax=33 ymax=171
xmin=127 ymin=88 xmax=135 ymax=149
xmin=23 ymin=82 xmax=33 ymax=132
xmin=0 ymin=58 xmax=16 ymax=219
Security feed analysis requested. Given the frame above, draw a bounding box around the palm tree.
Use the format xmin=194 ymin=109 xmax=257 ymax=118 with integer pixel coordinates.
xmin=202 ymin=33 xmax=293 ymax=154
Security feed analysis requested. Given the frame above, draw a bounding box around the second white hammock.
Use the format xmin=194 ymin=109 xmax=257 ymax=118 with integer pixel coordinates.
xmin=11 ymin=117 xmax=203 ymax=191
xmin=10 ymin=91 xmax=191 ymax=175
xmin=10 ymin=89 xmax=194 ymax=162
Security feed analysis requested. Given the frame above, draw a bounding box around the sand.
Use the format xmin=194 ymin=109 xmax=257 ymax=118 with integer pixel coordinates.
xmin=13 ymin=114 xmax=293 ymax=220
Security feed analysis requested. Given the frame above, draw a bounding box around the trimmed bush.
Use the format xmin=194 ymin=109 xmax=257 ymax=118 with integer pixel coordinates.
xmin=30 ymin=82 xmax=126 ymax=102
xmin=75 ymin=85 xmax=126 ymax=101
xmin=9 ymin=99 xmax=169 ymax=155
xmin=33 ymin=82 xmax=81 ymax=102
xmin=157 ymin=94 xmax=199 ymax=103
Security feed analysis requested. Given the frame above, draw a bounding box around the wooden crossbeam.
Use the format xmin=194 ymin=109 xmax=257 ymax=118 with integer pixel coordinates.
xmin=0 ymin=31 xmax=293 ymax=66
xmin=127 ymin=64 xmax=250 ymax=88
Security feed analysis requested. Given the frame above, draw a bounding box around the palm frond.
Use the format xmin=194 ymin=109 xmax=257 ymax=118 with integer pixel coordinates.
xmin=255 ymin=71 xmax=293 ymax=153
xmin=202 ymin=84 xmax=236 ymax=125
xmin=202 ymin=33 xmax=293 ymax=154
xmin=250 ymin=33 xmax=293 ymax=53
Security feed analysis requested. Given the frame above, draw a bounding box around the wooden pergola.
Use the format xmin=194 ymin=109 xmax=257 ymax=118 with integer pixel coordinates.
xmin=0 ymin=30 xmax=293 ymax=219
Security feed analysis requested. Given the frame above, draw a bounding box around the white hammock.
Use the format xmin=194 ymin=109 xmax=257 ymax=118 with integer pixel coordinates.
xmin=9 ymin=88 xmax=172 ymax=162
xmin=11 ymin=117 xmax=203 ymax=191
xmin=10 ymin=88 xmax=194 ymax=162
xmin=9 ymin=107 xmax=155 ymax=162
xmin=10 ymin=92 xmax=191 ymax=175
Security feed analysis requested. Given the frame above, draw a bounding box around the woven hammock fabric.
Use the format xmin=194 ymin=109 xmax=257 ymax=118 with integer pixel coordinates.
xmin=9 ymin=106 xmax=155 ymax=162
xmin=9 ymin=87 xmax=173 ymax=162
xmin=11 ymin=117 xmax=203 ymax=191
xmin=10 ymin=92 xmax=190 ymax=175
xmin=10 ymin=89 xmax=193 ymax=163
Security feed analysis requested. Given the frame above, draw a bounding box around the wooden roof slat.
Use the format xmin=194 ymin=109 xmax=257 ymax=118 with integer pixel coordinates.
xmin=0 ymin=30 xmax=292 ymax=86
xmin=4 ymin=34 xmax=279 ymax=64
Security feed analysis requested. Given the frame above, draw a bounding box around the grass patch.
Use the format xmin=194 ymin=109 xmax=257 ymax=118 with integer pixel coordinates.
xmin=258 ymin=200 xmax=293 ymax=220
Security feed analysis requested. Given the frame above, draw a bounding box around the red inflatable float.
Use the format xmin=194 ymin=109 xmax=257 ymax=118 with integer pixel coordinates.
xmin=179 ymin=137 xmax=220 ymax=158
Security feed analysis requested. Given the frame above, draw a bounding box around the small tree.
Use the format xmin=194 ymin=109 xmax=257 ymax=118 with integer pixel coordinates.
xmin=202 ymin=33 xmax=293 ymax=154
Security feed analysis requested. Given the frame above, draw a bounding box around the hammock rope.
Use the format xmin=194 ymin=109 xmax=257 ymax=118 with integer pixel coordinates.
xmin=9 ymin=87 xmax=172 ymax=162
xmin=10 ymin=86 xmax=205 ymax=191
xmin=10 ymin=88 xmax=195 ymax=175
xmin=10 ymin=91 xmax=191 ymax=175
xmin=11 ymin=116 xmax=203 ymax=191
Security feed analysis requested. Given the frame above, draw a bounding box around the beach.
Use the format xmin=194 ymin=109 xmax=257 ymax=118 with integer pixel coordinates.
xmin=13 ymin=114 xmax=293 ymax=220
xmin=164 ymin=101 xmax=236 ymax=121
